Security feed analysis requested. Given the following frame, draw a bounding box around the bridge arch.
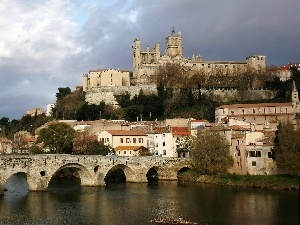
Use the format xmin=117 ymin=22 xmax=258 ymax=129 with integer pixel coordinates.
xmin=1 ymin=172 xmax=29 ymax=193
xmin=104 ymin=164 xmax=142 ymax=184
xmin=49 ymin=163 xmax=96 ymax=187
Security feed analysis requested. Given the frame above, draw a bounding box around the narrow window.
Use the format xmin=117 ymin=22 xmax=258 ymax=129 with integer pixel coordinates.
xmin=252 ymin=161 xmax=256 ymax=167
xmin=133 ymin=138 xmax=136 ymax=143
xmin=120 ymin=138 xmax=123 ymax=143
xmin=268 ymin=152 xmax=272 ymax=158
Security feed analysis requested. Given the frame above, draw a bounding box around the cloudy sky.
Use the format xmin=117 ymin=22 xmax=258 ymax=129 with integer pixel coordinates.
xmin=1 ymin=0 xmax=299 ymax=120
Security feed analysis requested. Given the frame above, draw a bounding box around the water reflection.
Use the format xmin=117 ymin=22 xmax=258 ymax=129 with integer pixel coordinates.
xmin=0 ymin=178 xmax=298 ymax=225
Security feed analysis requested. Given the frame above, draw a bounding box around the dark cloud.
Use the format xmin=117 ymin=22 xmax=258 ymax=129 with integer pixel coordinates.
xmin=1 ymin=0 xmax=299 ymax=120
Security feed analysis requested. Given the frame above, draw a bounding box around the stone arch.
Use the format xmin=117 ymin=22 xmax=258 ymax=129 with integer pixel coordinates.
xmin=105 ymin=164 xmax=146 ymax=183
xmin=1 ymin=172 xmax=29 ymax=194
xmin=156 ymin=163 xmax=192 ymax=181
xmin=49 ymin=163 xmax=95 ymax=187
xmin=146 ymin=166 xmax=160 ymax=180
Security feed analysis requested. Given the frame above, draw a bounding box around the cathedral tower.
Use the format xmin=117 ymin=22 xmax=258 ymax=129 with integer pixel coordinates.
xmin=165 ymin=29 xmax=183 ymax=58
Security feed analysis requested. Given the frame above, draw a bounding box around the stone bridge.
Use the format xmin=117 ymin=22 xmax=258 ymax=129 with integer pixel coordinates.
xmin=0 ymin=154 xmax=191 ymax=195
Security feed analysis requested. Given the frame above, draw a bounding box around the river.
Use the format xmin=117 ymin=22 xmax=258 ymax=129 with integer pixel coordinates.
xmin=0 ymin=174 xmax=298 ymax=225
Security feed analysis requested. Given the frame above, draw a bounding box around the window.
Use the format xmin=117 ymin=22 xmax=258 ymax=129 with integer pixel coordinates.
xmin=133 ymin=138 xmax=136 ymax=143
xmin=163 ymin=150 xmax=166 ymax=155
xmin=129 ymin=151 xmax=132 ymax=155
xmin=249 ymin=151 xmax=261 ymax=157
xmin=163 ymin=141 xmax=165 ymax=147
xmin=120 ymin=138 xmax=123 ymax=143
xmin=162 ymin=134 xmax=165 ymax=138
xmin=268 ymin=152 xmax=272 ymax=158
xmin=126 ymin=138 xmax=131 ymax=143
xmin=156 ymin=143 xmax=158 ymax=147
xmin=252 ymin=161 xmax=256 ymax=167
xmin=139 ymin=138 xmax=143 ymax=143
xmin=124 ymin=151 xmax=126 ymax=155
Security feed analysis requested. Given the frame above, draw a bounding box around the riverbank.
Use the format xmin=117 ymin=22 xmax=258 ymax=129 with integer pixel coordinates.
xmin=178 ymin=170 xmax=299 ymax=191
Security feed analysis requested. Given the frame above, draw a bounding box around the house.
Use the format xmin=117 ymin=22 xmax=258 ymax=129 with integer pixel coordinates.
xmin=215 ymin=102 xmax=295 ymax=130
xmin=0 ymin=137 xmax=13 ymax=154
xmin=98 ymin=130 xmax=147 ymax=156
xmin=188 ymin=119 xmax=209 ymax=136
xmin=172 ymin=127 xmax=191 ymax=157
xmin=245 ymin=131 xmax=276 ymax=175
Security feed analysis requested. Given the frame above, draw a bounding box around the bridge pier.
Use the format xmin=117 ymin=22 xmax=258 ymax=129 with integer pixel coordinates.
xmin=27 ymin=175 xmax=49 ymax=192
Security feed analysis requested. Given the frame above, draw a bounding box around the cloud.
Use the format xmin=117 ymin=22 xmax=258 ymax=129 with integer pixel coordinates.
xmin=1 ymin=0 xmax=300 ymax=119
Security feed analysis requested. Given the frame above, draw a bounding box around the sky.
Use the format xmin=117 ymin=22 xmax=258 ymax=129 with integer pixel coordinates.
xmin=0 ymin=0 xmax=299 ymax=120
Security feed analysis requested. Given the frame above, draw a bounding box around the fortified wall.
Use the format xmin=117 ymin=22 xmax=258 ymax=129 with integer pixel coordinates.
xmin=85 ymin=85 xmax=275 ymax=106
xmin=85 ymin=85 xmax=157 ymax=106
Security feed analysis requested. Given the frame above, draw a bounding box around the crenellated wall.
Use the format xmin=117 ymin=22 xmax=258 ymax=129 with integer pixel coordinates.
xmin=0 ymin=155 xmax=190 ymax=195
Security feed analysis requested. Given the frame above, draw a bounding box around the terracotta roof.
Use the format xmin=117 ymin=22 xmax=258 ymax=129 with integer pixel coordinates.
xmin=23 ymin=137 xmax=36 ymax=143
xmin=0 ymin=138 xmax=12 ymax=143
xmin=279 ymin=65 xmax=291 ymax=71
xmin=231 ymin=134 xmax=245 ymax=139
xmin=115 ymin=146 xmax=142 ymax=151
xmin=106 ymin=130 xmax=146 ymax=136
xmin=191 ymin=119 xmax=208 ymax=123
xmin=217 ymin=102 xmax=292 ymax=109
xmin=172 ymin=127 xmax=190 ymax=136
xmin=228 ymin=125 xmax=251 ymax=131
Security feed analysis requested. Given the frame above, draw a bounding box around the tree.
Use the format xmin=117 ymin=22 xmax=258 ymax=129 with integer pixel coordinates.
xmin=72 ymin=130 xmax=111 ymax=155
xmin=272 ymin=121 xmax=300 ymax=175
xmin=37 ymin=122 xmax=75 ymax=154
xmin=56 ymin=87 xmax=71 ymax=100
xmin=176 ymin=135 xmax=193 ymax=157
xmin=190 ymin=128 xmax=233 ymax=174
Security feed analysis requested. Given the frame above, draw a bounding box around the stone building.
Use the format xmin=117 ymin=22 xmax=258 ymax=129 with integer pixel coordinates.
xmin=132 ymin=30 xmax=266 ymax=85
xmin=215 ymin=102 xmax=295 ymax=130
xmin=26 ymin=108 xmax=44 ymax=117
xmin=83 ymin=68 xmax=131 ymax=92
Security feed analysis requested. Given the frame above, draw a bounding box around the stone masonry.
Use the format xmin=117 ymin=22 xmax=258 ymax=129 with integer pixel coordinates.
xmin=0 ymin=155 xmax=190 ymax=195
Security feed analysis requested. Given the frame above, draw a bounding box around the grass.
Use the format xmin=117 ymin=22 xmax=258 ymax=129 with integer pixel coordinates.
xmin=178 ymin=170 xmax=299 ymax=190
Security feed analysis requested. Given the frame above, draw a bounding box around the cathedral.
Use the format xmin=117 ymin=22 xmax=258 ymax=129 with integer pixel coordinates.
xmin=132 ymin=30 xmax=266 ymax=86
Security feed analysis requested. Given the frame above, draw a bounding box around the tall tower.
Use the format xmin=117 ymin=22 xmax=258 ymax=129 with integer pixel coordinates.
xmin=165 ymin=30 xmax=183 ymax=58
xmin=82 ymin=74 xmax=89 ymax=92
xmin=292 ymin=80 xmax=300 ymax=114
xmin=245 ymin=55 xmax=266 ymax=71
xmin=132 ymin=38 xmax=141 ymax=79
